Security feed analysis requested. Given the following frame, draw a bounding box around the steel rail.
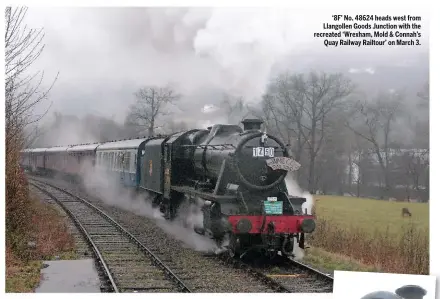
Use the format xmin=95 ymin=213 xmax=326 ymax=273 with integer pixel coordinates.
xmin=30 ymin=182 xmax=119 ymax=292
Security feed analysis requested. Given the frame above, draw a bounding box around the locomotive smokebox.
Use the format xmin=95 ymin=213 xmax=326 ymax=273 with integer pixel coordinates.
xmin=395 ymin=285 xmax=427 ymax=299
xmin=241 ymin=119 xmax=263 ymax=131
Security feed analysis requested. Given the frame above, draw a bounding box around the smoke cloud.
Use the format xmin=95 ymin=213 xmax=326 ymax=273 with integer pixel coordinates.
xmin=284 ymin=172 xmax=314 ymax=215
xmin=80 ymin=163 xmax=220 ymax=253
xmin=25 ymin=7 xmax=313 ymax=124
xmin=284 ymin=172 xmax=314 ymax=261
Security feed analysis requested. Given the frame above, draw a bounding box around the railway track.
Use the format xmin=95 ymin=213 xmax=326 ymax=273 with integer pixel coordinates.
xmin=30 ymin=179 xmax=192 ymax=293
xmin=216 ymin=253 xmax=333 ymax=293
xmin=29 ymin=175 xmax=333 ymax=293
xmin=242 ymin=255 xmax=334 ymax=292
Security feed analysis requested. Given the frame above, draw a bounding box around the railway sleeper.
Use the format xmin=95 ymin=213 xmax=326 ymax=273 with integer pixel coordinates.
xmin=115 ymin=280 xmax=176 ymax=289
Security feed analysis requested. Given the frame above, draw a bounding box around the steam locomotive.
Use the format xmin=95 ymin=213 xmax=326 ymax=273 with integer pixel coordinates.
xmin=20 ymin=119 xmax=316 ymax=258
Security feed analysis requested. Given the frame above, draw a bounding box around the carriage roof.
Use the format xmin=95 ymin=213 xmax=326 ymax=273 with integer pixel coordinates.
xmin=26 ymin=148 xmax=50 ymax=153
xmin=46 ymin=146 xmax=71 ymax=152
xmin=67 ymin=143 xmax=100 ymax=152
xmin=96 ymin=138 xmax=148 ymax=151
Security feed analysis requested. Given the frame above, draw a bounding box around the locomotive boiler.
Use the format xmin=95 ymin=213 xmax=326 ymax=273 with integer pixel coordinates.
xmin=166 ymin=119 xmax=316 ymax=258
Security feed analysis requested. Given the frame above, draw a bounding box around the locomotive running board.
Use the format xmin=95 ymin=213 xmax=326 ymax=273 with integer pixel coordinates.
xmin=171 ymin=185 xmax=237 ymax=201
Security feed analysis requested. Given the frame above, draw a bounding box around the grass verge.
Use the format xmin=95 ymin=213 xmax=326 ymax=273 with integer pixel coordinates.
xmin=6 ymin=192 xmax=77 ymax=292
xmin=309 ymin=195 xmax=429 ymax=274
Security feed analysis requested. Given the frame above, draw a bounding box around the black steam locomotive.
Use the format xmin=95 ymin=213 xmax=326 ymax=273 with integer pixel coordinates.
xmin=21 ymin=119 xmax=316 ymax=258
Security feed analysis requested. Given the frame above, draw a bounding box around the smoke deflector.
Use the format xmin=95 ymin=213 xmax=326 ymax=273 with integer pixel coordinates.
xmin=360 ymin=285 xmax=427 ymax=299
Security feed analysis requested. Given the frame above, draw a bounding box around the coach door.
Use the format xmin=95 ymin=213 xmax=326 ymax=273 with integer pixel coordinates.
xmin=164 ymin=144 xmax=172 ymax=199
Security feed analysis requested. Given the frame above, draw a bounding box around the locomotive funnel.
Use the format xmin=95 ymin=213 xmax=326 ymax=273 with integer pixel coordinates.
xmin=395 ymin=285 xmax=427 ymax=299
xmin=241 ymin=119 xmax=263 ymax=131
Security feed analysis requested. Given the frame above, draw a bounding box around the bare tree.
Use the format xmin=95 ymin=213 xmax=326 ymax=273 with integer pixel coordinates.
xmin=5 ymin=6 xmax=58 ymax=256
xmin=417 ymin=82 xmax=429 ymax=108
xmin=346 ymin=91 xmax=405 ymax=198
xmin=291 ymin=72 xmax=354 ymax=193
xmin=263 ymin=73 xmax=308 ymax=168
xmin=258 ymin=72 xmax=353 ymax=192
xmin=5 ymin=7 xmax=57 ymax=149
xmin=126 ymin=85 xmax=181 ymax=137
xmin=348 ymin=132 xmax=375 ymax=197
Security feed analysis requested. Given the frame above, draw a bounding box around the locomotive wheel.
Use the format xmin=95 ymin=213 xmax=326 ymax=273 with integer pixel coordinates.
xmin=227 ymin=234 xmax=239 ymax=258
xmin=228 ymin=246 xmax=237 ymax=258
xmin=152 ymin=194 xmax=161 ymax=209
xmin=265 ymin=249 xmax=278 ymax=260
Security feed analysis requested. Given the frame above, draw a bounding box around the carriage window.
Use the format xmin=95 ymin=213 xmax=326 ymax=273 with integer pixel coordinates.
xmin=125 ymin=152 xmax=130 ymax=170
xmin=117 ymin=152 xmax=121 ymax=170
xmin=120 ymin=152 xmax=124 ymax=170
xmin=166 ymin=146 xmax=171 ymax=162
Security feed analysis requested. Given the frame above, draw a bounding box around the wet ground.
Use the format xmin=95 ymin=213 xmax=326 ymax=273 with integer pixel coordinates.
xmin=35 ymin=259 xmax=101 ymax=293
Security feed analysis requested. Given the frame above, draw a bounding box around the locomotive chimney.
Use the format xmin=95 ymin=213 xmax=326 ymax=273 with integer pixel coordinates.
xmin=241 ymin=118 xmax=264 ymax=131
xmin=395 ymin=285 xmax=427 ymax=299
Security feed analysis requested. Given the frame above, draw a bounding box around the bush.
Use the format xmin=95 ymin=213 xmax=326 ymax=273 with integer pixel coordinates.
xmin=309 ymin=217 xmax=429 ymax=274
xmin=5 ymin=136 xmax=33 ymax=261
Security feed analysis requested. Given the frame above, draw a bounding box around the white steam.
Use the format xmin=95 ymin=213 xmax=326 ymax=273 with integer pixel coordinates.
xmin=284 ymin=172 xmax=314 ymax=215
xmin=193 ymin=8 xmax=297 ymax=101
xmin=26 ymin=7 xmax=309 ymax=122
xmin=80 ymin=164 xmax=220 ymax=253
xmin=284 ymin=172 xmax=314 ymax=261
xmin=292 ymin=237 xmax=305 ymax=261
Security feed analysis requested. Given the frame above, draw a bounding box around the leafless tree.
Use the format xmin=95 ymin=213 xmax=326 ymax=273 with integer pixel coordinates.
xmin=125 ymin=85 xmax=181 ymax=137
xmin=259 ymin=72 xmax=354 ymax=192
xmin=413 ymin=82 xmax=429 ymax=149
xmin=263 ymin=73 xmax=307 ymax=166
xmin=346 ymin=91 xmax=405 ymax=198
xmin=348 ymin=133 xmax=373 ymax=197
xmin=290 ymin=72 xmax=354 ymax=193
xmin=399 ymin=149 xmax=429 ymax=199
xmin=417 ymin=82 xmax=429 ymax=108
xmin=5 ymin=6 xmax=57 ymax=149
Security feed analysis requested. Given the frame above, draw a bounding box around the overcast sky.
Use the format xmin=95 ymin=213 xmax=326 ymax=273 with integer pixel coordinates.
xmin=23 ymin=7 xmax=429 ymax=125
xmin=333 ymin=271 xmax=437 ymax=299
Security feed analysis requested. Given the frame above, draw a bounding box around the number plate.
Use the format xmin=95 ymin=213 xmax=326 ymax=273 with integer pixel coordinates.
xmin=264 ymin=201 xmax=283 ymax=215
xmin=252 ymin=147 xmax=275 ymax=158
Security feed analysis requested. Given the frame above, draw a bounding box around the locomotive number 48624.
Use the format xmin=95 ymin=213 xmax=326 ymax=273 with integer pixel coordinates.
xmin=252 ymin=147 xmax=275 ymax=158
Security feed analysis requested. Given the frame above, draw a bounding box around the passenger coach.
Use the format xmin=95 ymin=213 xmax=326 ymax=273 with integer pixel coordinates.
xmin=95 ymin=138 xmax=149 ymax=188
